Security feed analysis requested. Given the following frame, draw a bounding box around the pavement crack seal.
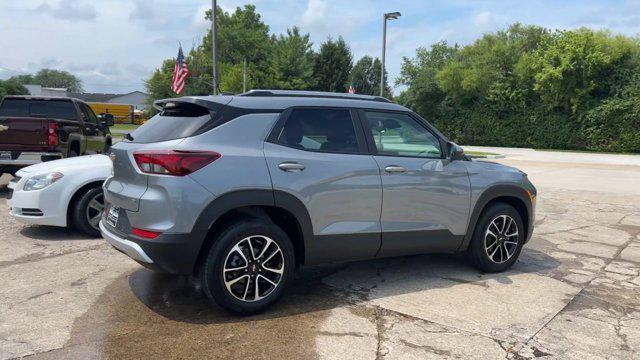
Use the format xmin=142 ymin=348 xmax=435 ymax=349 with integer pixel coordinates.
xmin=398 ymin=339 xmax=452 ymax=356
xmin=614 ymin=318 xmax=631 ymax=351
xmin=374 ymin=306 xmax=389 ymax=359
xmin=0 ymin=244 xmax=107 ymax=269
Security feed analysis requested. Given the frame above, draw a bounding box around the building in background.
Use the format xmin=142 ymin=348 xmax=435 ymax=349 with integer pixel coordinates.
xmin=68 ymin=91 xmax=148 ymax=111
xmin=22 ymin=87 xmax=149 ymax=124
xmin=24 ymin=84 xmax=68 ymax=97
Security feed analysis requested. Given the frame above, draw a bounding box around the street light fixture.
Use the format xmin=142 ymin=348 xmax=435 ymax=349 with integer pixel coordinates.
xmin=381 ymin=11 xmax=401 ymax=96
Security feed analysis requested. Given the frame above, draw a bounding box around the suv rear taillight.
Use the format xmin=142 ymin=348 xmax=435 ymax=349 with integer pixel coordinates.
xmin=133 ymin=150 xmax=221 ymax=176
xmin=48 ymin=122 xmax=58 ymax=147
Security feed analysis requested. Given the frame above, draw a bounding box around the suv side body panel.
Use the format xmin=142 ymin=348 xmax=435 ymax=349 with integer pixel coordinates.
xmin=187 ymin=113 xmax=279 ymax=197
xmin=374 ymin=156 xmax=471 ymax=257
xmin=264 ymin=141 xmax=383 ymax=264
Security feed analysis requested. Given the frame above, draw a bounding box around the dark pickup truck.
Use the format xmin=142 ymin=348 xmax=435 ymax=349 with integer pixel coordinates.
xmin=0 ymin=96 xmax=113 ymax=175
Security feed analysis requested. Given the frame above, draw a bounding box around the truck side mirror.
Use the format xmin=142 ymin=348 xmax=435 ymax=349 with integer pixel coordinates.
xmin=99 ymin=114 xmax=114 ymax=127
xmin=448 ymin=142 xmax=465 ymax=161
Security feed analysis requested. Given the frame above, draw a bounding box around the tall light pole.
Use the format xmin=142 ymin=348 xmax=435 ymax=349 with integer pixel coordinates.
xmin=381 ymin=11 xmax=401 ymax=97
xmin=212 ymin=0 xmax=218 ymax=95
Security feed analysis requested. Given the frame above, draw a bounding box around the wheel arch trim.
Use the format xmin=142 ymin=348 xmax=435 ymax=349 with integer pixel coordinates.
xmin=190 ymin=189 xmax=313 ymax=272
xmin=459 ymin=184 xmax=533 ymax=251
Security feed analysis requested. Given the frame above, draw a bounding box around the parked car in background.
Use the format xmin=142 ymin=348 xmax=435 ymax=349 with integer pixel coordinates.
xmin=0 ymin=96 xmax=113 ymax=177
xmin=8 ymin=154 xmax=111 ymax=236
xmin=100 ymin=90 xmax=537 ymax=314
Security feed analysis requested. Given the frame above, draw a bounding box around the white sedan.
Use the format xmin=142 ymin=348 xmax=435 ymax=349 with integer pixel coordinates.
xmin=8 ymin=155 xmax=112 ymax=236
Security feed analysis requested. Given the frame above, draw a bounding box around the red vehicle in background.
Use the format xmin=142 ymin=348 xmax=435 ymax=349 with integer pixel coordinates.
xmin=0 ymin=96 xmax=113 ymax=176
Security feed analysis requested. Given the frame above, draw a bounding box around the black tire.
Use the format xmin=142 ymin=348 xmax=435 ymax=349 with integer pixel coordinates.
xmin=468 ymin=203 xmax=525 ymax=273
xmin=104 ymin=140 xmax=112 ymax=154
xmin=201 ymin=217 xmax=295 ymax=314
xmin=72 ymin=186 xmax=104 ymax=237
xmin=68 ymin=149 xmax=78 ymax=158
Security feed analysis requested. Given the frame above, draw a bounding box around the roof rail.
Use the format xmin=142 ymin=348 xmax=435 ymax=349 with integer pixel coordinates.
xmin=238 ymin=89 xmax=392 ymax=103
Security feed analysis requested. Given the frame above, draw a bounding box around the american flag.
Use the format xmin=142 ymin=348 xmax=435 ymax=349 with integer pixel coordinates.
xmin=171 ymin=45 xmax=190 ymax=94
xmin=348 ymin=83 xmax=355 ymax=94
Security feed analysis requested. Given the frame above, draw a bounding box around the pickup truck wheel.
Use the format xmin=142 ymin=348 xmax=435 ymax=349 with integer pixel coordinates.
xmin=68 ymin=149 xmax=78 ymax=158
xmin=201 ymin=218 xmax=295 ymax=315
xmin=468 ymin=203 xmax=524 ymax=273
xmin=72 ymin=186 xmax=104 ymax=237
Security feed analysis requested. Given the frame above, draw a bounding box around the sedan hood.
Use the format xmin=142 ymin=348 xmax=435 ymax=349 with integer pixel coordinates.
xmin=17 ymin=155 xmax=112 ymax=175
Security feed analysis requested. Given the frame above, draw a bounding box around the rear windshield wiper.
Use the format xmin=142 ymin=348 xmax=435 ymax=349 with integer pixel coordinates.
xmin=124 ymin=133 xmax=134 ymax=141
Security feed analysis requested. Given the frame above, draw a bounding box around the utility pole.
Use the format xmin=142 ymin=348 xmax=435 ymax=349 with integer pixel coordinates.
xmin=242 ymin=57 xmax=247 ymax=93
xmin=381 ymin=12 xmax=401 ymax=97
xmin=212 ymin=0 xmax=218 ymax=95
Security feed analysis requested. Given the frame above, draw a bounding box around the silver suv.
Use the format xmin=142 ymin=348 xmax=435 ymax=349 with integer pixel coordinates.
xmin=100 ymin=90 xmax=536 ymax=314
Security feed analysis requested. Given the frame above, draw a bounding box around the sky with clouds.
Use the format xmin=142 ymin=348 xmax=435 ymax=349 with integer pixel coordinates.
xmin=1 ymin=0 xmax=638 ymax=94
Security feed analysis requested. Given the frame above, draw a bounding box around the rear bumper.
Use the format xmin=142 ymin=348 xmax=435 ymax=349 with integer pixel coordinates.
xmin=0 ymin=152 xmax=62 ymax=167
xmin=100 ymin=218 xmax=202 ymax=275
xmin=100 ymin=220 xmax=154 ymax=263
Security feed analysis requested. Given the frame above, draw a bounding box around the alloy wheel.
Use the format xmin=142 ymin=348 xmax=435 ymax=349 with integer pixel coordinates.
xmin=223 ymin=235 xmax=284 ymax=302
xmin=484 ymin=215 xmax=519 ymax=264
xmin=86 ymin=192 xmax=104 ymax=230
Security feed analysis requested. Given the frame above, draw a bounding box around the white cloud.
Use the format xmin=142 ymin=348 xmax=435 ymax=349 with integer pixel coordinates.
xmin=36 ymin=0 xmax=97 ymax=21
xmin=474 ymin=11 xmax=495 ymax=28
xmin=301 ymin=0 xmax=327 ymax=30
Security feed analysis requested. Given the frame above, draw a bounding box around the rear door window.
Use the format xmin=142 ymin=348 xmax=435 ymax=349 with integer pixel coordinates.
xmin=276 ymin=108 xmax=361 ymax=153
xmin=0 ymin=99 xmax=29 ymax=117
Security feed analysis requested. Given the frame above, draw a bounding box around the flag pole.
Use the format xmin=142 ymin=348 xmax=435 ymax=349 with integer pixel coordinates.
xmin=211 ymin=0 xmax=218 ymax=95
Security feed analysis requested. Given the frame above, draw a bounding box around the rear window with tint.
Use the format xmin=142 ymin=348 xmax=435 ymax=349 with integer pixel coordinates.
xmin=128 ymin=103 xmax=213 ymax=143
xmin=0 ymin=99 xmax=77 ymax=120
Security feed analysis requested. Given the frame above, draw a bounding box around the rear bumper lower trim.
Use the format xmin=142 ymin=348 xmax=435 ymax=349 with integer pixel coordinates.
xmin=100 ymin=220 xmax=154 ymax=263
xmin=0 ymin=152 xmax=62 ymax=166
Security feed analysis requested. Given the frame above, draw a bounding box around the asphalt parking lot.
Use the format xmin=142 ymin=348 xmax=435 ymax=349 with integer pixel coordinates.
xmin=1 ymin=148 xmax=639 ymax=359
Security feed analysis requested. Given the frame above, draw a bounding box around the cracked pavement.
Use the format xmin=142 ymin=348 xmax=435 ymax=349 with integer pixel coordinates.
xmin=1 ymin=149 xmax=640 ymax=359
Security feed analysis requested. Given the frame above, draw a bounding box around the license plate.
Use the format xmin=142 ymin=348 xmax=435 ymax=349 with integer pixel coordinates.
xmin=0 ymin=151 xmax=10 ymax=160
xmin=107 ymin=205 xmax=120 ymax=227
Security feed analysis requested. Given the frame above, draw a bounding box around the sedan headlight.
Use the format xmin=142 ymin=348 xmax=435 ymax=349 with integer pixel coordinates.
xmin=23 ymin=172 xmax=64 ymax=191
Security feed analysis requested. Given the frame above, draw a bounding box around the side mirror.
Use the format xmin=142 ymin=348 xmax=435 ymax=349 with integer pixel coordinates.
xmin=99 ymin=114 xmax=114 ymax=127
xmin=448 ymin=142 xmax=465 ymax=161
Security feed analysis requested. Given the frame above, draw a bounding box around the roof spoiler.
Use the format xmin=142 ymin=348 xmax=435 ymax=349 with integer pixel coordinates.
xmin=153 ymin=96 xmax=232 ymax=112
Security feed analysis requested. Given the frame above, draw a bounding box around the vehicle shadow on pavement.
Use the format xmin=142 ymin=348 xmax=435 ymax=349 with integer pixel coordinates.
xmin=57 ymin=248 xmax=560 ymax=359
xmin=127 ymin=248 xmax=560 ymax=324
xmin=19 ymin=225 xmax=94 ymax=241
xmin=0 ymin=184 xmax=11 ymax=199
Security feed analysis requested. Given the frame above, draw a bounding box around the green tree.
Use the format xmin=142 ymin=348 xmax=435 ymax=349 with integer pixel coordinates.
xmin=146 ymin=5 xmax=274 ymax=100
xmin=271 ymin=27 xmax=315 ymax=89
xmin=349 ymin=56 xmax=392 ymax=97
xmin=0 ymin=79 xmax=29 ymax=101
xmin=313 ymin=37 xmax=352 ymax=92
xmin=524 ymin=28 xmax=638 ymax=114
xmin=203 ymin=5 xmax=273 ymax=90
xmin=144 ymin=59 xmax=176 ymax=109
xmin=396 ymin=41 xmax=458 ymax=117
xmin=32 ymin=69 xmax=83 ymax=92
xmin=436 ymin=24 xmax=548 ymax=107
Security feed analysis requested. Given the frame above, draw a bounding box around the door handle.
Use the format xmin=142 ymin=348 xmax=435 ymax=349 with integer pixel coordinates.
xmin=384 ymin=165 xmax=407 ymax=174
xmin=278 ymin=162 xmax=305 ymax=172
